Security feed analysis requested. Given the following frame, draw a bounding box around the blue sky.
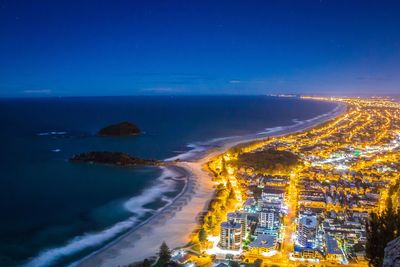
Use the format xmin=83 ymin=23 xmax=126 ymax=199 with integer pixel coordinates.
xmin=0 ymin=0 xmax=399 ymax=97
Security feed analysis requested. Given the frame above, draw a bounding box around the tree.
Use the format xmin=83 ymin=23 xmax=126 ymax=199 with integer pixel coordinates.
xmin=226 ymin=189 xmax=236 ymax=209
xmin=198 ymin=227 xmax=207 ymax=243
xmin=143 ymin=258 xmax=151 ymax=267
xmin=366 ymin=212 xmax=383 ymax=267
xmin=228 ymin=189 xmax=236 ymax=201
xmin=158 ymin=241 xmax=171 ymax=265
xmin=225 ymin=253 xmax=234 ymax=260
xmin=221 ymin=157 xmax=227 ymax=176
xmin=366 ymin=207 xmax=400 ymax=267
xmin=254 ymin=259 xmax=263 ymax=267
xmin=206 ymin=215 xmax=214 ymax=232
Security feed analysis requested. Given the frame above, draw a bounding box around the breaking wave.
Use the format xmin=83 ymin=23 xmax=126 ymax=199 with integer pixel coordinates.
xmin=23 ymin=167 xmax=182 ymax=267
xmin=167 ymin=103 xmax=344 ymax=161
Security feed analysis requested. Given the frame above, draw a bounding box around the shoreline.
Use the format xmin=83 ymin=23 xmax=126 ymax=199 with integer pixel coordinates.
xmin=167 ymin=101 xmax=347 ymax=162
xmin=75 ymin=101 xmax=347 ymax=267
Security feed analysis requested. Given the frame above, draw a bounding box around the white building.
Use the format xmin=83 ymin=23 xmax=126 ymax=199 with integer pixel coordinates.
xmin=298 ymin=215 xmax=317 ymax=249
xmin=227 ymin=212 xmax=248 ymax=238
xmin=258 ymin=208 xmax=280 ymax=230
xmin=219 ymin=221 xmax=242 ymax=250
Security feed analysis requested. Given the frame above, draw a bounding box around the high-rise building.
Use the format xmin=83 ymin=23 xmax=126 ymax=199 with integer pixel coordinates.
xmin=219 ymin=221 xmax=242 ymax=250
xmin=258 ymin=208 xmax=280 ymax=230
xmin=298 ymin=215 xmax=317 ymax=248
xmin=227 ymin=212 xmax=248 ymax=238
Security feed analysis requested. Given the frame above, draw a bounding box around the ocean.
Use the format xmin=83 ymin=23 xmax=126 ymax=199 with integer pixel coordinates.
xmin=0 ymin=96 xmax=337 ymax=267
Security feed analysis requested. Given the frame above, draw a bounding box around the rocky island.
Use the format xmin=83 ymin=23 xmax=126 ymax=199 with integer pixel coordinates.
xmin=98 ymin=122 xmax=141 ymax=136
xmin=70 ymin=151 xmax=162 ymax=166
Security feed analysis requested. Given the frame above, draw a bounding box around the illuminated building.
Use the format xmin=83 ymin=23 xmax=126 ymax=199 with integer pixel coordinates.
xmin=298 ymin=215 xmax=317 ymax=248
xmin=243 ymin=197 xmax=257 ymax=212
xmin=258 ymin=207 xmax=280 ymax=230
xmin=219 ymin=221 xmax=242 ymax=250
xmin=227 ymin=212 xmax=248 ymax=238
xmin=261 ymin=187 xmax=285 ymax=203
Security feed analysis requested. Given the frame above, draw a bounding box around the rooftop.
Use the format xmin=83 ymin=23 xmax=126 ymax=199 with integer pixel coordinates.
xmin=299 ymin=215 xmax=317 ymax=228
xmin=249 ymin=234 xmax=277 ymax=249
xmin=326 ymin=235 xmax=342 ymax=255
xmin=221 ymin=221 xmax=242 ymax=230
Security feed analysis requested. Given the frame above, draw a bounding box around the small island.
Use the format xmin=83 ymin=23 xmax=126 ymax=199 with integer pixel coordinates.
xmin=98 ymin=122 xmax=141 ymax=136
xmin=70 ymin=151 xmax=162 ymax=166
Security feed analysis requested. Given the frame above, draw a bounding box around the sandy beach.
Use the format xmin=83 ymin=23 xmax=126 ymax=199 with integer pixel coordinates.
xmin=76 ymin=101 xmax=347 ymax=267
xmin=76 ymin=157 xmax=215 ymax=267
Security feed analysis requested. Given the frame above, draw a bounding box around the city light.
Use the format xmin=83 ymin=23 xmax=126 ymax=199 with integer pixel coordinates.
xmin=192 ymin=97 xmax=400 ymax=266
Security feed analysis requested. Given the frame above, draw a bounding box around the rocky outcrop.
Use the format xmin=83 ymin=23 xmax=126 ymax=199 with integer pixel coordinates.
xmin=70 ymin=151 xmax=162 ymax=166
xmin=384 ymin=237 xmax=400 ymax=267
xmin=98 ymin=122 xmax=141 ymax=136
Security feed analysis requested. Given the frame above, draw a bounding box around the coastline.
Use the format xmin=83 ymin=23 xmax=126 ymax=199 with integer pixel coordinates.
xmin=166 ymin=101 xmax=347 ymax=162
xmin=75 ymin=100 xmax=347 ymax=267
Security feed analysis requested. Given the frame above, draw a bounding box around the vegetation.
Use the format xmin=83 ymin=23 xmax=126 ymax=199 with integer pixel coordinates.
xmin=366 ymin=202 xmax=400 ymax=267
xmin=253 ymin=259 xmax=263 ymax=267
xmin=158 ymin=241 xmax=171 ymax=266
xmin=198 ymin=228 xmax=207 ymax=244
xmin=229 ymin=260 xmax=240 ymax=267
xmin=142 ymin=258 xmax=151 ymax=267
xmin=236 ymin=148 xmax=301 ymax=174
xmin=388 ymin=179 xmax=400 ymax=210
xmin=201 ymin=181 xmax=237 ymax=236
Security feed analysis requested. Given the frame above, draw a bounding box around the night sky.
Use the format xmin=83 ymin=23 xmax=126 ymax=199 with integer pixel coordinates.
xmin=1 ymin=0 xmax=399 ymax=97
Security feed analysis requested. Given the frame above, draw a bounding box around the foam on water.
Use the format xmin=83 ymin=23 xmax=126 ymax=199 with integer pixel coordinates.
xmin=23 ymin=167 xmax=181 ymax=267
xmin=24 ymin=217 xmax=139 ymax=267
xmin=37 ymin=131 xmax=67 ymax=136
xmin=166 ymin=103 xmax=343 ymax=162
xmin=123 ymin=167 xmax=181 ymax=213
xmin=165 ymin=136 xmax=240 ymax=161
xmin=257 ymin=104 xmax=342 ymax=135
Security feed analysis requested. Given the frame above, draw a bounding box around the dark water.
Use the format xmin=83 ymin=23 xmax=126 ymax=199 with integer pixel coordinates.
xmin=0 ymin=96 xmax=337 ymax=266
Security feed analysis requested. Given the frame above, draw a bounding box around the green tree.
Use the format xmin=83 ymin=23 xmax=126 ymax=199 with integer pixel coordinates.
xmin=142 ymin=258 xmax=151 ymax=267
xmin=366 ymin=212 xmax=385 ymax=267
xmin=254 ymin=259 xmax=263 ymax=267
xmin=221 ymin=157 xmax=227 ymax=176
xmin=158 ymin=241 xmax=171 ymax=265
xmin=366 ymin=207 xmax=400 ymax=267
xmin=198 ymin=228 xmax=207 ymax=243
xmin=226 ymin=189 xmax=236 ymax=209
xmin=228 ymin=189 xmax=236 ymax=201
xmin=206 ymin=215 xmax=214 ymax=232
xmin=225 ymin=253 xmax=234 ymax=260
